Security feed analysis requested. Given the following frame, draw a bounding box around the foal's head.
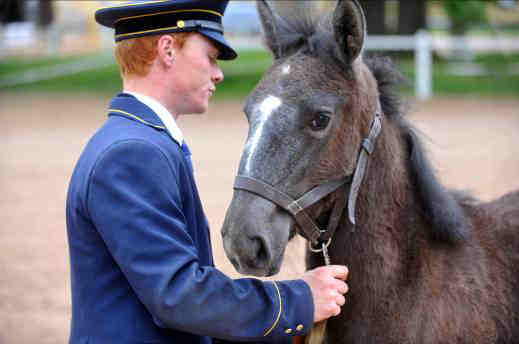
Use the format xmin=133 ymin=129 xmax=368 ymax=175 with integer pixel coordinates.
xmin=221 ymin=0 xmax=384 ymax=276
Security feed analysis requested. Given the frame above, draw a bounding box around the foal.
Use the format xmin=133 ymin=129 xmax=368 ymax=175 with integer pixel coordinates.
xmin=222 ymin=1 xmax=519 ymax=343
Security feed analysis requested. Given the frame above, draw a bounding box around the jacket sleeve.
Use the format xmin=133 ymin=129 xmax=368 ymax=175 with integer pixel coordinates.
xmin=87 ymin=140 xmax=314 ymax=342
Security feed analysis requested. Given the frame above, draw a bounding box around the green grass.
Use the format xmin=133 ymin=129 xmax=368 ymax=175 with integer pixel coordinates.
xmin=0 ymin=50 xmax=273 ymax=98
xmin=0 ymin=55 xmax=86 ymax=78
xmin=2 ymin=50 xmax=518 ymax=98
xmin=4 ymin=64 xmax=123 ymax=93
xmin=434 ymin=73 xmax=519 ymax=95
xmin=215 ymin=50 xmax=272 ymax=99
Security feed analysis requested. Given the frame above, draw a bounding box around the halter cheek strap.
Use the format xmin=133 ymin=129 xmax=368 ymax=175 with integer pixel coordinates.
xmin=348 ymin=105 xmax=383 ymax=225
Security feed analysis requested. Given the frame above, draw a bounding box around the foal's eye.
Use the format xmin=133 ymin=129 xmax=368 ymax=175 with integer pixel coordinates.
xmin=310 ymin=113 xmax=331 ymax=131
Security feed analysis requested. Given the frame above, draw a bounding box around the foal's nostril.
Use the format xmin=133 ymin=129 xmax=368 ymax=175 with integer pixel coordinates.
xmin=248 ymin=236 xmax=269 ymax=266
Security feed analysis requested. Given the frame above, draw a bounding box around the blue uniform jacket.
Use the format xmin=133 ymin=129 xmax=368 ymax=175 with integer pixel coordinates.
xmin=66 ymin=93 xmax=313 ymax=344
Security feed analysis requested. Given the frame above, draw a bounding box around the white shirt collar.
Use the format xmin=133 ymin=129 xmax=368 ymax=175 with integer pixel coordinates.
xmin=124 ymin=90 xmax=184 ymax=145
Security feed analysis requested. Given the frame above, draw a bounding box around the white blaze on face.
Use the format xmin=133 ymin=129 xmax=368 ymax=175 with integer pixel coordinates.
xmin=282 ymin=64 xmax=291 ymax=75
xmin=245 ymin=95 xmax=282 ymax=173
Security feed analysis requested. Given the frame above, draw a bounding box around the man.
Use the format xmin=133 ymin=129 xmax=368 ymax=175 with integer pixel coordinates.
xmin=66 ymin=1 xmax=349 ymax=343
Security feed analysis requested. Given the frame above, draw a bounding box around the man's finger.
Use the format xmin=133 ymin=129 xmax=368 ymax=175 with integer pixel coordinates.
xmin=336 ymin=294 xmax=346 ymax=306
xmin=333 ymin=281 xmax=349 ymax=295
xmin=328 ymin=265 xmax=349 ymax=280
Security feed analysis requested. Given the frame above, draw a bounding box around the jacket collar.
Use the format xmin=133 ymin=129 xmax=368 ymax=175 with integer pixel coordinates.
xmin=108 ymin=93 xmax=183 ymax=145
xmin=123 ymin=90 xmax=184 ymax=145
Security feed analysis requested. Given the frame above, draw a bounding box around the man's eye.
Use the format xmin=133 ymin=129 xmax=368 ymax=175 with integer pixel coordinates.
xmin=310 ymin=113 xmax=331 ymax=131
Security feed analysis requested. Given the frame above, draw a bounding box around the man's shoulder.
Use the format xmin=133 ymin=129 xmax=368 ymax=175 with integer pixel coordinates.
xmin=72 ymin=116 xmax=184 ymax=183
xmin=67 ymin=116 xmax=188 ymax=218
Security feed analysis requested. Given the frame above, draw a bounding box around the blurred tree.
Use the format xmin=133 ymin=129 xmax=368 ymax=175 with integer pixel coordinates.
xmin=398 ymin=0 xmax=427 ymax=34
xmin=443 ymin=0 xmax=488 ymax=35
xmin=37 ymin=0 xmax=53 ymax=28
xmin=1 ymin=0 xmax=24 ymax=23
xmin=360 ymin=0 xmax=386 ymax=34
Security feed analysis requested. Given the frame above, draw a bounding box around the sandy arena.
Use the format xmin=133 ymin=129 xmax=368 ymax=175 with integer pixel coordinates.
xmin=1 ymin=93 xmax=518 ymax=343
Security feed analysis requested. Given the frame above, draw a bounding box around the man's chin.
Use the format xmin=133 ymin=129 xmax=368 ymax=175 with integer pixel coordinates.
xmin=195 ymin=99 xmax=211 ymax=114
xmin=182 ymin=104 xmax=208 ymax=115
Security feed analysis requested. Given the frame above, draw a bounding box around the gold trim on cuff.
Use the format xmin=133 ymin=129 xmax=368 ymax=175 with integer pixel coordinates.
xmin=263 ymin=281 xmax=282 ymax=337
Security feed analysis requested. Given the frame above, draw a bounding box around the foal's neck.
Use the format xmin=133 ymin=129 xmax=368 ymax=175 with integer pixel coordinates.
xmin=329 ymin=119 xmax=418 ymax=287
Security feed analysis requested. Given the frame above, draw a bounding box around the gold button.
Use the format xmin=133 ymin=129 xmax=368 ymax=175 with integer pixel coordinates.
xmin=284 ymin=328 xmax=293 ymax=335
xmin=177 ymin=20 xmax=185 ymax=28
xmin=296 ymin=324 xmax=304 ymax=331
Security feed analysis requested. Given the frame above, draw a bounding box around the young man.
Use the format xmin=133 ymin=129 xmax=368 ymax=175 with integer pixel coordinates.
xmin=66 ymin=1 xmax=349 ymax=343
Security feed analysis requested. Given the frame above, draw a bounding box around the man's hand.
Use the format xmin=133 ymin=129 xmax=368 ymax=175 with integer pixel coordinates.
xmin=301 ymin=265 xmax=349 ymax=323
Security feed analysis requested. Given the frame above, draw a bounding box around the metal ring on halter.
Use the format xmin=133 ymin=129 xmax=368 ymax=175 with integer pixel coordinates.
xmin=308 ymin=237 xmax=332 ymax=253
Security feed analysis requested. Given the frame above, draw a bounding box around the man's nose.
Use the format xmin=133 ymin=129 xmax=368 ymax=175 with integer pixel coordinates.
xmin=213 ymin=66 xmax=224 ymax=84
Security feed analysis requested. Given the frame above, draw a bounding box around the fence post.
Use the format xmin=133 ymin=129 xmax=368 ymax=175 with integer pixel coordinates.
xmin=415 ymin=30 xmax=432 ymax=100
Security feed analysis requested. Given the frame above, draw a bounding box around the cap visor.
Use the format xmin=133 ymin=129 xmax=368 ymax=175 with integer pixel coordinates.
xmin=199 ymin=29 xmax=237 ymax=60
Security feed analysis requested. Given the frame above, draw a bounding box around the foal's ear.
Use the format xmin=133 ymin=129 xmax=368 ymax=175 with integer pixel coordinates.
xmin=333 ymin=0 xmax=366 ymax=65
xmin=256 ymin=0 xmax=284 ymax=59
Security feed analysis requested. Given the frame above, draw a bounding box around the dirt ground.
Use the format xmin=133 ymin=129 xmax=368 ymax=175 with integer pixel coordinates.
xmin=1 ymin=93 xmax=518 ymax=344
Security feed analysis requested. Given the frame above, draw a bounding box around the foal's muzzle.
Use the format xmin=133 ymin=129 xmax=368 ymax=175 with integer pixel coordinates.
xmin=221 ymin=190 xmax=292 ymax=276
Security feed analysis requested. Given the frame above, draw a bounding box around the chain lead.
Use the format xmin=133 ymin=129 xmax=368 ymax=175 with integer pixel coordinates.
xmin=322 ymin=242 xmax=331 ymax=266
xmin=308 ymin=235 xmax=332 ymax=265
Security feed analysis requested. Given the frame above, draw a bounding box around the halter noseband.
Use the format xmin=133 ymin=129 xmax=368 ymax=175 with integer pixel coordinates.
xmin=233 ymin=102 xmax=383 ymax=248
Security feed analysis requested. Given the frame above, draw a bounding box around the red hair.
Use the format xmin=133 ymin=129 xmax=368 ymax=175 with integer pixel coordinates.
xmin=114 ymin=32 xmax=192 ymax=77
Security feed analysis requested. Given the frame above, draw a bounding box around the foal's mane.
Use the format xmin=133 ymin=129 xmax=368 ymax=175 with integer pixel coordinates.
xmin=270 ymin=9 xmax=470 ymax=244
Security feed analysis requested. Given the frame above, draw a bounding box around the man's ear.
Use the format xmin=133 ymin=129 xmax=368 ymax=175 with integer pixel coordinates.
xmin=157 ymin=35 xmax=176 ymax=67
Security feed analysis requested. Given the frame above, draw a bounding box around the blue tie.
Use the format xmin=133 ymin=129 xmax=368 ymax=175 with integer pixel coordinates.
xmin=181 ymin=142 xmax=194 ymax=173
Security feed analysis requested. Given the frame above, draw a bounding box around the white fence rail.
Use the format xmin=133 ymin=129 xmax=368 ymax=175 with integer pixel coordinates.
xmin=366 ymin=32 xmax=519 ymax=100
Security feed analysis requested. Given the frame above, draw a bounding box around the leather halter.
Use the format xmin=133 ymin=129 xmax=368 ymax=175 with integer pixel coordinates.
xmin=233 ymin=102 xmax=383 ymax=246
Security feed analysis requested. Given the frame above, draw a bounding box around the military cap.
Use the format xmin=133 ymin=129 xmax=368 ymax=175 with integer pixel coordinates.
xmin=95 ymin=0 xmax=237 ymax=60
